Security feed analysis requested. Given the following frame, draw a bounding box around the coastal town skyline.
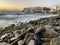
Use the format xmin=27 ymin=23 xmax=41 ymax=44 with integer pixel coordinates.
xmin=0 ymin=0 xmax=60 ymax=10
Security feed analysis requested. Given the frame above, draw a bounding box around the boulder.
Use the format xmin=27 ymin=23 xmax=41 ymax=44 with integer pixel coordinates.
xmin=54 ymin=26 xmax=60 ymax=33
xmin=0 ymin=42 xmax=11 ymax=45
xmin=26 ymin=35 xmax=35 ymax=44
xmin=53 ymin=22 xmax=59 ymax=26
xmin=35 ymin=26 xmax=45 ymax=34
xmin=28 ymin=40 xmax=36 ymax=45
xmin=43 ymin=29 xmax=59 ymax=38
xmin=0 ymin=33 xmax=9 ymax=40
xmin=8 ymin=37 xmax=18 ymax=43
xmin=50 ymin=38 xmax=60 ymax=45
xmin=41 ymin=38 xmax=51 ymax=42
xmin=58 ymin=35 xmax=60 ymax=38
xmin=18 ymin=40 xmax=25 ymax=45
xmin=13 ymin=30 xmax=21 ymax=37
xmin=44 ymin=25 xmax=53 ymax=31
xmin=43 ymin=25 xmax=59 ymax=38
xmin=27 ymin=26 xmax=35 ymax=33
xmin=42 ymin=42 xmax=50 ymax=45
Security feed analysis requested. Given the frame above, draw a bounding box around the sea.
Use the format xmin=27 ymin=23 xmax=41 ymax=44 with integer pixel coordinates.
xmin=0 ymin=13 xmax=58 ymax=28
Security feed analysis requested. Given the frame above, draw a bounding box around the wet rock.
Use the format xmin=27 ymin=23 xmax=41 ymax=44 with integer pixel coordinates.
xmin=41 ymin=38 xmax=51 ymax=42
xmin=50 ymin=38 xmax=60 ymax=45
xmin=0 ymin=42 xmax=11 ymax=45
xmin=24 ymin=33 xmax=29 ymax=38
xmin=27 ymin=26 xmax=35 ymax=33
xmin=18 ymin=40 xmax=25 ymax=45
xmin=43 ymin=29 xmax=59 ymax=38
xmin=44 ymin=25 xmax=53 ymax=31
xmin=13 ymin=30 xmax=21 ymax=37
xmin=44 ymin=25 xmax=59 ymax=38
xmin=55 ymin=22 xmax=59 ymax=26
xmin=54 ymin=26 xmax=60 ymax=33
xmin=11 ymin=39 xmax=19 ymax=45
xmin=26 ymin=33 xmax=35 ymax=44
xmin=8 ymin=37 xmax=18 ymax=43
xmin=20 ymin=29 xmax=26 ymax=33
xmin=52 ymin=21 xmax=59 ymax=26
xmin=13 ymin=30 xmax=28 ymax=41
xmin=0 ymin=33 xmax=9 ymax=40
xmin=28 ymin=40 xmax=36 ymax=45
xmin=35 ymin=26 xmax=45 ymax=34
xmin=9 ymin=33 xmax=15 ymax=38
xmin=58 ymin=35 xmax=60 ymax=38
xmin=42 ymin=42 xmax=50 ymax=45
xmin=10 ymin=24 xmax=15 ymax=28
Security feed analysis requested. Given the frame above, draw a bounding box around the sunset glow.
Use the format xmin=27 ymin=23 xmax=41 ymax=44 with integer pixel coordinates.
xmin=0 ymin=0 xmax=59 ymax=10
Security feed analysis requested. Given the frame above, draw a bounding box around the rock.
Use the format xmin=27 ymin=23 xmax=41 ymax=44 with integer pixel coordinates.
xmin=35 ymin=26 xmax=45 ymax=34
xmin=12 ymin=30 xmax=28 ymax=42
xmin=10 ymin=24 xmax=15 ymax=28
xmin=0 ymin=42 xmax=11 ymax=45
xmin=52 ymin=22 xmax=59 ymax=26
xmin=0 ymin=33 xmax=9 ymax=40
xmin=24 ymin=33 xmax=35 ymax=44
xmin=10 ymin=37 xmax=17 ymax=41
xmin=25 ymin=33 xmax=29 ymax=38
xmin=9 ymin=33 xmax=14 ymax=38
xmin=50 ymin=38 xmax=60 ymax=45
xmin=43 ymin=29 xmax=59 ymax=38
xmin=27 ymin=26 xmax=35 ymax=33
xmin=26 ymin=33 xmax=35 ymax=44
xmin=11 ymin=39 xmax=19 ymax=45
xmin=55 ymin=22 xmax=59 ymax=26
xmin=42 ymin=42 xmax=50 ymax=45
xmin=8 ymin=37 xmax=18 ymax=43
xmin=54 ymin=26 xmax=60 ymax=33
xmin=28 ymin=40 xmax=36 ymax=45
xmin=44 ymin=25 xmax=53 ymax=31
xmin=58 ymin=35 xmax=60 ymax=38
xmin=44 ymin=25 xmax=59 ymax=38
xmin=41 ymin=38 xmax=51 ymax=42
xmin=18 ymin=40 xmax=25 ymax=45
xmin=13 ymin=30 xmax=21 ymax=37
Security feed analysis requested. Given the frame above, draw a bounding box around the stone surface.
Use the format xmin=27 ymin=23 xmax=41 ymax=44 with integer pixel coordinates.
xmin=0 ymin=42 xmax=11 ymax=45
xmin=42 ymin=42 xmax=50 ymax=45
xmin=0 ymin=33 xmax=9 ymax=40
xmin=28 ymin=40 xmax=36 ymax=45
xmin=13 ymin=30 xmax=21 ymax=37
xmin=50 ymin=38 xmax=60 ymax=45
xmin=44 ymin=25 xmax=59 ymax=38
xmin=43 ymin=28 xmax=59 ymax=38
xmin=54 ymin=26 xmax=60 ymax=33
xmin=44 ymin=25 xmax=53 ymax=31
xmin=35 ymin=26 xmax=45 ymax=34
xmin=41 ymin=38 xmax=51 ymax=42
xmin=18 ymin=40 xmax=25 ymax=45
xmin=9 ymin=37 xmax=18 ymax=42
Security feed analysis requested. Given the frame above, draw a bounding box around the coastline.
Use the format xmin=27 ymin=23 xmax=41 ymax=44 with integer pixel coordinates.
xmin=0 ymin=15 xmax=60 ymax=45
xmin=0 ymin=14 xmax=58 ymax=28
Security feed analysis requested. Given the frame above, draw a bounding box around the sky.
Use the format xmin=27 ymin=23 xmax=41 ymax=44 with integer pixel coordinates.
xmin=0 ymin=0 xmax=60 ymax=10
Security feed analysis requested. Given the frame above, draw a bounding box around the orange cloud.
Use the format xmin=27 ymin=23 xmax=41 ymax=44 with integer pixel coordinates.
xmin=0 ymin=5 xmax=25 ymax=10
xmin=0 ymin=2 xmax=26 ymax=10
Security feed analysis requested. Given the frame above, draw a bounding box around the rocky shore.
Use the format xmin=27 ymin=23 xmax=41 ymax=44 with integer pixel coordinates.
xmin=0 ymin=15 xmax=60 ymax=45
